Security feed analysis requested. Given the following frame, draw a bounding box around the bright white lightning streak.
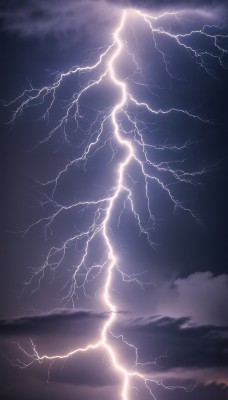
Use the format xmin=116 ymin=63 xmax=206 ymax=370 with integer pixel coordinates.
xmin=9 ymin=7 xmax=228 ymax=400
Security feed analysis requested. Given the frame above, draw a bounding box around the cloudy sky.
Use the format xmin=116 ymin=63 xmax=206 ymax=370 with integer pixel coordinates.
xmin=0 ymin=0 xmax=228 ymax=399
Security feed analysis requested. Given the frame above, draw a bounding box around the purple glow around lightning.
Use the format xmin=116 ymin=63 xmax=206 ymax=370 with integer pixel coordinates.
xmin=8 ymin=7 xmax=228 ymax=400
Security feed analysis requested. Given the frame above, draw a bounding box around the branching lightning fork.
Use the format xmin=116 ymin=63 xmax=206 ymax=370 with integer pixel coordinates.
xmin=9 ymin=8 xmax=228 ymax=400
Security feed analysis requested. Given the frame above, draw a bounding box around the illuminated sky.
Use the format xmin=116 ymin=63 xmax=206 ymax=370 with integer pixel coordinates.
xmin=0 ymin=0 xmax=228 ymax=399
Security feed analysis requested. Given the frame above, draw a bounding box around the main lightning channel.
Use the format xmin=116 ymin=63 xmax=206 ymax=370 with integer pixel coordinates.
xmin=18 ymin=11 xmax=163 ymax=399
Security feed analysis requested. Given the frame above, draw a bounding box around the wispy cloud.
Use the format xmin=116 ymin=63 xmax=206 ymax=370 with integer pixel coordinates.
xmin=154 ymin=272 xmax=228 ymax=326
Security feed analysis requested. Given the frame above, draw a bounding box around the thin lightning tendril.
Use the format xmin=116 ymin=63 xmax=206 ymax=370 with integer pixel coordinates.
xmin=8 ymin=8 xmax=228 ymax=400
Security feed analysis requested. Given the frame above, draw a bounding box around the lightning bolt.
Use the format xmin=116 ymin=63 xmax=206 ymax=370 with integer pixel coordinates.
xmin=8 ymin=7 xmax=227 ymax=400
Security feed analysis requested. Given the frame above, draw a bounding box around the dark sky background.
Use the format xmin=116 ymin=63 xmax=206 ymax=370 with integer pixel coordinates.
xmin=0 ymin=0 xmax=228 ymax=399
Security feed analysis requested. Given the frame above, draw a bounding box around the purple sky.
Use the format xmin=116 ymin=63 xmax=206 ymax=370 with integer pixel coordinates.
xmin=0 ymin=1 xmax=228 ymax=399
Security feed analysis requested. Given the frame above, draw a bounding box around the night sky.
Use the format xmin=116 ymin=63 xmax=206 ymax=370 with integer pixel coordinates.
xmin=0 ymin=0 xmax=228 ymax=399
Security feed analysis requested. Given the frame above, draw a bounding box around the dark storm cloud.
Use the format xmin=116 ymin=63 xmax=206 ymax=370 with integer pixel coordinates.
xmin=0 ymin=0 xmax=117 ymax=38
xmin=0 ymin=0 xmax=227 ymax=38
xmin=1 ymin=310 xmax=227 ymax=372
xmin=1 ymin=313 xmax=227 ymax=393
xmin=0 ymin=309 xmax=107 ymax=337
xmin=123 ymin=316 xmax=228 ymax=370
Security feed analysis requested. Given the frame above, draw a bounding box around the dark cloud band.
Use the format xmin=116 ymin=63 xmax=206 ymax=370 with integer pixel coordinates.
xmin=123 ymin=316 xmax=228 ymax=369
xmin=0 ymin=0 xmax=227 ymax=39
xmin=0 ymin=310 xmax=106 ymax=336
xmin=1 ymin=311 xmax=228 ymax=370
